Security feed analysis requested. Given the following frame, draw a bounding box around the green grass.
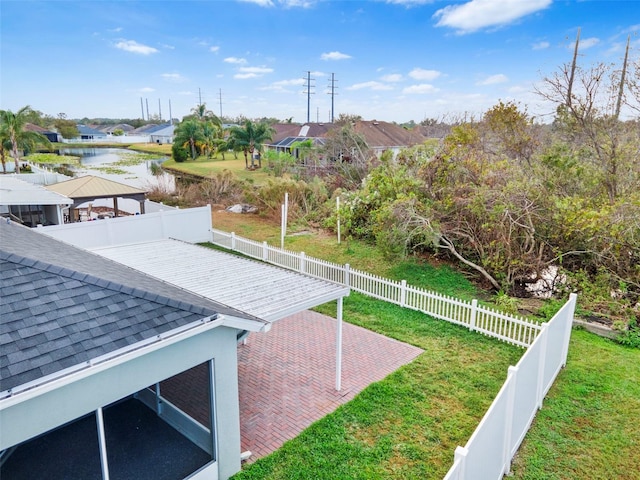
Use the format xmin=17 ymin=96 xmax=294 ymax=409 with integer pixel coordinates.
xmin=25 ymin=152 xmax=80 ymax=164
xmin=163 ymin=154 xmax=271 ymax=184
xmin=510 ymin=329 xmax=640 ymax=480
xmin=234 ymin=293 xmax=523 ymax=479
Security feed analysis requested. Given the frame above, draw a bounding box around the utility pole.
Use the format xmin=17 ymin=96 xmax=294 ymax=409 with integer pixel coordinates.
xmin=140 ymin=97 xmax=144 ymax=120
xmin=199 ymin=87 xmax=203 ymax=107
xmin=145 ymin=98 xmax=150 ymax=121
xmin=158 ymin=99 xmax=162 ymax=121
xmin=328 ymin=73 xmax=338 ymax=123
xmin=303 ymin=71 xmax=315 ymax=123
xmin=218 ymin=88 xmax=223 ymax=118
xmin=567 ymin=28 xmax=580 ymax=109
xmin=614 ymin=35 xmax=631 ymax=120
xmin=169 ymin=99 xmax=173 ymax=125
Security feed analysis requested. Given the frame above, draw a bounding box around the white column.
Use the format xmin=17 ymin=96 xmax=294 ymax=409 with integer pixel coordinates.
xmin=335 ymin=297 xmax=344 ymax=391
xmin=95 ymin=407 xmax=110 ymax=480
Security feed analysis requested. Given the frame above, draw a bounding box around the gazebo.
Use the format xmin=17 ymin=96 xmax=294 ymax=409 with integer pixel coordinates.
xmin=45 ymin=175 xmax=147 ymax=221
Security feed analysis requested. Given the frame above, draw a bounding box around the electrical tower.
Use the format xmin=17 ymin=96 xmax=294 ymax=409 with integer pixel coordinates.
xmin=327 ymin=73 xmax=338 ymax=123
xmin=303 ymin=71 xmax=315 ymax=123
xmin=218 ymin=88 xmax=223 ymax=118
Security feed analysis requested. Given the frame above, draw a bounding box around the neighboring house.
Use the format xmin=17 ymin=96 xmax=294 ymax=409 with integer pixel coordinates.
xmin=99 ymin=123 xmax=135 ymax=135
xmin=0 ymin=221 xmax=270 ymax=480
xmin=266 ymin=121 xmax=425 ymax=161
xmin=73 ymin=124 xmax=108 ymax=141
xmin=0 ymin=176 xmax=73 ymax=226
xmin=24 ymin=123 xmax=60 ymax=143
xmin=148 ymin=124 xmax=175 ymax=144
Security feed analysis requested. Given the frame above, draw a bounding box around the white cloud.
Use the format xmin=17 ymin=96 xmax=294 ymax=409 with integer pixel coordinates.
xmin=107 ymin=27 xmax=123 ymax=33
xmin=409 ymin=68 xmax=441 ymax=81
xmin=161 ymin=73 xmax=186 ymax=82
xmin=139 ymin=87 xmax=155 ymax=93
xmin=210 ymin=46 xmax=220 ymax=53
xmin=234 ymin=73 xmax=260 ymax=79
xmin=434 ymin=0 xmax=552 ymax=34
xmin=381 ymin=73 xmax=403 ymax=82
xmin=224 ymin=57 xmax=247 ymax=64
xmin=402 ymin=84 xmax=438 ymax=94
xmin=237 ymin=0 xmax=275 ymax=6
xmin=347 ymin=81 xmax=394 ymax=91
xmin=320 ymin=51 xmax=352 ymax=61
xmin=239 ymin=66 xmax=274 ymax=74
xmin=532 ymin=41 xmax=549 ymax=50
xmin=178 ymin=91 xmax=193 ymax=96
xmin=477 ymin=73 xmax=508 ymax=85
xmin=161 ymin=43 xmax=175 ymax=50
xmin=115 ymin=40 xmax=158 ymax=55
xmin=385 ymin=0 xmax=433 ymax=5
xmin=569 ymin=37 xmax=600 ymax=50
xmin=260 ymin=78 xmax=306 ymax=91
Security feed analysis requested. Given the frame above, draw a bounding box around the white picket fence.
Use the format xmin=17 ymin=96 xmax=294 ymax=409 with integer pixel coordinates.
xmin=210 ymin=229 xmax=543 ymax=348
xmin=444 ymin=293 xmax=577 ymax=480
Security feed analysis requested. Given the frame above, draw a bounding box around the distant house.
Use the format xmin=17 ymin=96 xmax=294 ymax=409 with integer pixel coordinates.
xmin=73 ymin=124 xmax=108 ymax=141
xmin=24 ymin=123 xmax=60 ymax=143
xmin=148 ymin=123 xmax=175 ymax=144
xmin=99 ymin=123 xmax=136 ymax=135
xmin=266 ymin=121 xmax=426 ymax=162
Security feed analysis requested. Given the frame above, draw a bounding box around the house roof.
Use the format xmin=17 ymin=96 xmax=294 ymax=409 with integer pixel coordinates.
xmin=270 ymin=123 xmax=333 ymax=144
xmin=24 ymin=123 xmax=56 ymax=135
xmin=0 ymin=221 xmax=267 ymax=395
xmin=91 ymin=239 xmax=350 ymax=322
xmin=0 ymin=176 xmax=73 ymax=206
xmin=352 ymin=120 xmax=426 ymax=149
xmin=149 ymin=124 xmax=175 ymax=136
xmin=271 ymin=136 xmax=326 ymax=148
xmin=45 ymin=175 xmax=147 ymax=199
xmin=76 ymin=124 xmax=107 ymax=136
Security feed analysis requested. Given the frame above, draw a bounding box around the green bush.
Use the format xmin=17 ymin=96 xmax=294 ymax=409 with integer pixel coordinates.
xmin=171 ymin=144 xmax=189 ymax=163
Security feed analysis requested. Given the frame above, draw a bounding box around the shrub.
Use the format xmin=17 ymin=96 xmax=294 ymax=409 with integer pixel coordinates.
xmin=171 ymin=144 xmax=189 ymax=163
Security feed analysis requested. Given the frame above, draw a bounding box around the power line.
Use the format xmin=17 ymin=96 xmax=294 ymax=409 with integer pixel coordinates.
xmin=327 ymin=73 xmax=338 ymax=123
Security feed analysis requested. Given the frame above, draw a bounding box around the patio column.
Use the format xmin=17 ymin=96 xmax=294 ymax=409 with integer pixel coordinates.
xmin=335 ymin=297 xmax=343 ymax=391
xmin=95 ymin=407 xmax=110 ymax=480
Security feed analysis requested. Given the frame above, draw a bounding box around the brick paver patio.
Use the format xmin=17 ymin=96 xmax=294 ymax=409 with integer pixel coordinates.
xmin=162 ymin=310 xmax=423 ymax=463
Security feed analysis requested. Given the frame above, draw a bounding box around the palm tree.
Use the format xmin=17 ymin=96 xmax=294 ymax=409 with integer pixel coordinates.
xmin=0 ymin=106 xmax=51 ymax=173
xmin=229 ymin=120 xmax=275 ymax=169
xmin=174 ymin=119 xmax=205 ymax=159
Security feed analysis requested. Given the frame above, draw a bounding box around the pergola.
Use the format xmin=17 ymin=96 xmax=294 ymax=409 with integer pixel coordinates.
xmin=92 ymin=239 xmax=351 ymax=389
xmin=45 ymin=175 xmax=147 ymax=220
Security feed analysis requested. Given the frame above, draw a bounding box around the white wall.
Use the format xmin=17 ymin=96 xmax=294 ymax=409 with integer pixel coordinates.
xmin=38 ymin=205 xmax=212 ymax=248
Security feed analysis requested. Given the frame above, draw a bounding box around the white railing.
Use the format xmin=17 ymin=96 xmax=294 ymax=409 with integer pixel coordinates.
xmin=210 ymin=229 xmax=543 ymax=348
xmin=443 ymin=293 xmax=577 ymax=480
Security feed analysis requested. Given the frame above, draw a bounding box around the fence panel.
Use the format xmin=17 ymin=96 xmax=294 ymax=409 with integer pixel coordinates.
xmin=443 ymin=294 xmax=577 ymax=480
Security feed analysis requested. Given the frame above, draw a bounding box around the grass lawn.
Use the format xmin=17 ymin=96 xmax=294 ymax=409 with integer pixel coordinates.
xmin=163 ymin=154 xmax=272 ymax=184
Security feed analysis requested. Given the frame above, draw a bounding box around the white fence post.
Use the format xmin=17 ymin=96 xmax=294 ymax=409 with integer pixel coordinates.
xmin=454 ymin=446 xmax=468 ymax=479
xmin=400 ymin=280 xmax=407 ymax=308
xmin=503 ymin=365 xmax=518 ymax=475
xmin=469 ymin=299 xmax=478 ymax=331
xmin=561 ymin=293 xmax=578 ymax=366
xmin=300 ymin=252 xmax=306 ymax=274
xmin=536 ymin=323 xmax=549 ymax=409
xmin=262 ymin=241 xmax=268 ymax=262
xmin=231 ymin=232 xmax=236 ymax=251
xmin=344 ymin=263 xmax=350 ymax=287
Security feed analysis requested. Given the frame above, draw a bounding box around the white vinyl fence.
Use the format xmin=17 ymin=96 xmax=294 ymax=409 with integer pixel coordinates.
xmin=39 ymin=205 xmax=212 ymax=249
xmin=211 ymin=229 xmax=543 ymax=347
xmin=443 ymin=293 xmax=576 ymax=480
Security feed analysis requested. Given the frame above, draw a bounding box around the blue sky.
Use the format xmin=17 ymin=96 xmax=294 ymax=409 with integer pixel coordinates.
xmin=1 ymin=0 xmax=637 ymax=123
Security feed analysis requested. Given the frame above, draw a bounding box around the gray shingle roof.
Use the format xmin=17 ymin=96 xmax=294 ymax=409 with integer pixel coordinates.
xmin=0 ymin=222 xmax=266 ymax=393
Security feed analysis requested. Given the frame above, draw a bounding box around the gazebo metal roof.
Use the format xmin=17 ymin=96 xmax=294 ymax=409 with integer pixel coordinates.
xmin=91 ymin=239 xmax=350 ymax=322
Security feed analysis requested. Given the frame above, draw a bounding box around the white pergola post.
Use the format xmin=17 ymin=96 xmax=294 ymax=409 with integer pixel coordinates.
xmin=95 ymin=407 xmax=110 ymax=480
xmin=335 ymin=297 xmax=343 ymax=391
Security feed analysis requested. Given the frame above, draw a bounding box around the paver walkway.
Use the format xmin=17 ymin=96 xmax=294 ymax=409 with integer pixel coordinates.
xmin=162 ymin=310 xmax=423 ymax=462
